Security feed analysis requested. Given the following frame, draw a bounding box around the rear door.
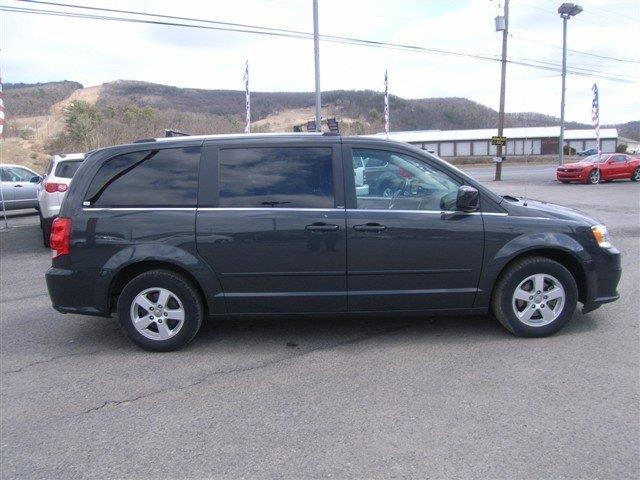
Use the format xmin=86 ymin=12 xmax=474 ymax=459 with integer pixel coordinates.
xmin=343 ymin=143 xmax=485 ymax=312
xmin=0 ymin=168 xmax=15 ymax=207
xmin=195 ymin=138 xmax=347 ymax=314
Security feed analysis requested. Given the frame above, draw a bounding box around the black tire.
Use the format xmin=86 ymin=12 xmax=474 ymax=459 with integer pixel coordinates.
xmin=631 ymin=167 xmax=640 ymax=182
xmin=117 ymin=270 xmax=203 ymax=351
xmin=587 ymin=169 xmax=600 ymax=184
xmin=560 ymin=180 xmax=570 ymax=184
xmin=41 ymin=214 xmax=51 ymax=248
xmin=491 ymin=256 xmax=578 ymax=337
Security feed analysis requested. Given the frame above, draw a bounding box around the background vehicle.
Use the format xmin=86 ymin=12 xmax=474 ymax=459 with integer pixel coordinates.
xmin=557 ymin=153 xmax=640 ymax=184
xmin=46 ymin=134 xmax=621 ymax=351
xmin=37 ymin=153 xmax=84 ymax=246
xmin=0 ymin=164 xmax=41 ymax=211
xmin=578 ymin=147 xmax=598 ymax=157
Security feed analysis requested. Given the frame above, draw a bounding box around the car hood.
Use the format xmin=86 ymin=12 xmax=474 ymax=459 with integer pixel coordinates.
xmin=560 ymin=161 xmax=593 ymax=169
xmin=501 ymin=196 xmax=599 ymax=225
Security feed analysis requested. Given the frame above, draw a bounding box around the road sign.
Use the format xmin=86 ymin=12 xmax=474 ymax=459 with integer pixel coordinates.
xmin=491 ymin=135 xmax=507 ymax=146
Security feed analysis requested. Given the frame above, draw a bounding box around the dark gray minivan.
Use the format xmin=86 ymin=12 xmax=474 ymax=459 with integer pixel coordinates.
xmin=46 ymin=133 xmax=621 ymax=351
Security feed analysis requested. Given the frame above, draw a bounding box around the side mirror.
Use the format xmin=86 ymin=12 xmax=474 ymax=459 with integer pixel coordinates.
xmin=456 ymin=185 xmax=479 ymax=212
xmin=30 ymin=175 xmax=42 ymax=183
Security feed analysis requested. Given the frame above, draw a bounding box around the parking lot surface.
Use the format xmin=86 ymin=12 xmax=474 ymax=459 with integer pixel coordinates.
xmin=1 ymin=170 xmax=638 ymax=479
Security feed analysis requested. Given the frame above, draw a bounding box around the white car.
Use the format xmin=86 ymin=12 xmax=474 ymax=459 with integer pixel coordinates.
xmin=37 ymin=153 xmax=84 ymax=246
xmin=352 ymin=156 xmax=370 ymax=196
xmin=0 ymin=164 xmax=41 ymax=212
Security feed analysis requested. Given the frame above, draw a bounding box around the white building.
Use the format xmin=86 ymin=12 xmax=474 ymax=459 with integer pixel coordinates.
xmin=370 ymin=126 xmax=618 ymax=157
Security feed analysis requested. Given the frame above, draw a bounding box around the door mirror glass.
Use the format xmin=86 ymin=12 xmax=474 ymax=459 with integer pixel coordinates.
xmin=456 ymin=185 xmax=479 ymax=212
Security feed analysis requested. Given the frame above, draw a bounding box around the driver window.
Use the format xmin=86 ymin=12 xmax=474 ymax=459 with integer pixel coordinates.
xmin=5 ymin=167 xmax=33 ymax=182
xmin=352 ymin=148 xmax=461 ymax=211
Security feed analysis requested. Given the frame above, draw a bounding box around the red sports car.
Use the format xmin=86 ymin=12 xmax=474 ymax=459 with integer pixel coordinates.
xmin=557 ymin=153 xmax=640 ymax=184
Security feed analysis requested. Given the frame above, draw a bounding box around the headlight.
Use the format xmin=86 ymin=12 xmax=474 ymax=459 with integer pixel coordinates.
xmin=591 ymin=224 xmax=611 ymax=248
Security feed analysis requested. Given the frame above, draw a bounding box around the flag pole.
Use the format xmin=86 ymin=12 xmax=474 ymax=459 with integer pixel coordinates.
xmin=0 ymin=52 xmax=9 ymax=229
xmin=384 ymin=69 xmax=389 ymax=140
xmin=244 ymin=60 xmax=250 ymax=134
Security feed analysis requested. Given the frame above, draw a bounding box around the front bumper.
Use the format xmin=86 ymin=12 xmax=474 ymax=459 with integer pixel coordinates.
xmin=557 ymin=169 xmax=588 ymax=182
xmin=582 ymin=246 xmax=622 ymax=313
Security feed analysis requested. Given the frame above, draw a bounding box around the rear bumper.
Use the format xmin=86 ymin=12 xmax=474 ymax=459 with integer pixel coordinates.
xmin=46 ymin=266 xmax=109 ymax=317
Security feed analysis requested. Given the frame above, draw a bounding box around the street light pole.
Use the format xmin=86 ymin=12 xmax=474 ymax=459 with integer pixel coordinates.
xmin=559 ymin=16 xmax=568 ymax=166
xmin=312 ymin=0 xmax=322 ymax=132
xmin=557 ymin=3 xmax=583 ymax=166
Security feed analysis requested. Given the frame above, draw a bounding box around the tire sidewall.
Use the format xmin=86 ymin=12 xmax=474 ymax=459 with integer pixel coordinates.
xmin=632 ymin=167 xmax=640 ymax=182
xmin=588 ymin=169 xmax=600 ymax=184
xmin=497 ymin=259 xmax=578 ymax=337
xmin=117 ymin=271 xmax=202 ymax=351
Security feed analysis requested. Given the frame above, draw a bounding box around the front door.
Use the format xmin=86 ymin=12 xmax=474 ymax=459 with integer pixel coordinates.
xmin=3 ymin=166 xmax=37 ymax=208
xmin=196 ymin=141 xmax=347 ymax=314
xmin=344 ymin=145 xmax=485 ymax=312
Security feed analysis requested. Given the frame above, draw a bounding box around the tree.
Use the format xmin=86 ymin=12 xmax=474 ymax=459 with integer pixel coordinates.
xmin=64 ymin=100 xmax=102 ymax=150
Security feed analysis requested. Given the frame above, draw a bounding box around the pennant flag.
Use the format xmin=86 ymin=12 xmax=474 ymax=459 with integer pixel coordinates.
xmin=591 ymin=83 xmax=600 ymax=157
xmin=244 ymin=60 xmax=250 ymax=134
xmin=0 ymin=58 xmax=4 ymax=141
xmin=384 ymin=70 xmax=389 ymax=139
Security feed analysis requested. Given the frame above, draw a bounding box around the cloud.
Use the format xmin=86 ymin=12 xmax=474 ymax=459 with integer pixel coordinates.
xmin=1 ymin=0 xmax=638 ymax=124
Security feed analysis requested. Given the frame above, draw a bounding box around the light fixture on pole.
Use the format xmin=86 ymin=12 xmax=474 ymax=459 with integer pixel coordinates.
xmin=557 ymin=2 xmax=582 ymax=166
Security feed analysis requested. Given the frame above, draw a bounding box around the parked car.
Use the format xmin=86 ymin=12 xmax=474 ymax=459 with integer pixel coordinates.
xmin=0 ymin=164 xmax=41 ymax=211
xmin=46 ymin=133 xmax=621 ymax=351
xmin=556 ymin=153 xmax=640 ymax=184
xmin=578 ymin=147 xmax=598 ymax=157
xmin=37 ymin=153 xmax=84 ymax=246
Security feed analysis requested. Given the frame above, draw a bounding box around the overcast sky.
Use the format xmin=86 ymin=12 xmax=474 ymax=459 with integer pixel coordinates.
xmin=2 ymin=0 xmax=639 ymax=124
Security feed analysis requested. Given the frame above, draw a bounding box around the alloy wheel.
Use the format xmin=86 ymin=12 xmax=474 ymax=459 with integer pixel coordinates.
xmin=130 ymin=287 xmax=185 ymax=340
xmin=512 ymin=273 xmax=566 ymax=327
xmin=589 ymin=170 xmax=600 ymax=184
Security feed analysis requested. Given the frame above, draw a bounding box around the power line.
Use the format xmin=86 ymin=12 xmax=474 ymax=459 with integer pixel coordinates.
xmin=509 ymin=33 xmax=640 ymax=64
xmin=2 ymin=2 xmax=638 ymax=84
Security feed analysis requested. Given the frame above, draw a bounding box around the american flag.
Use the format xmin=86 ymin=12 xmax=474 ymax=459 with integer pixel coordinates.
xmin=244 ymin=60 xmax=250 ymax=134
xmin=592 ymin=83 xmax=600 ymax=156
xmin=384 ymin=69 xmax=389 ymax=139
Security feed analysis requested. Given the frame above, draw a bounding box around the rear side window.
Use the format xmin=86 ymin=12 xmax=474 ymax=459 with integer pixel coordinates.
xmin=85 ymin=146 xmax=201 ymax=207
xmin=55 ymin=160 xmax=82 ymax=178
xmin=218 ymin=147 xmax=334 ymax=208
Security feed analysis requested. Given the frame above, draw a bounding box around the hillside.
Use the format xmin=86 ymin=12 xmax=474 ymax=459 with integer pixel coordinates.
xmin=2 ymin=79 xmax=637 ymax=171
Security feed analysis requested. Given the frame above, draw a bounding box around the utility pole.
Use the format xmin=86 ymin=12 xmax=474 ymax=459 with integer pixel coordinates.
xmin=312 ymin=0 xmax=322 ymax=132
xmin=494 ymin=0 xmax=509 ymax=181
xmin=557 ymin=3 xmax=583 ymax=165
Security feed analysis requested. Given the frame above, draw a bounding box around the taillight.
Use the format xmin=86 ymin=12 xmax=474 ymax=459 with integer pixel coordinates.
xmin=44 ymin=182 xmax=68 ymax=193
xmin=50 ymin=217 xmax=72 ymax=258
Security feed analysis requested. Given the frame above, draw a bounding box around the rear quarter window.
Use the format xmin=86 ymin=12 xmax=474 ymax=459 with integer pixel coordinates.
xmin=85 ymin=146 xmax=201 ymax=207
xmin=55 ymin=160 xmax=83 ymax=178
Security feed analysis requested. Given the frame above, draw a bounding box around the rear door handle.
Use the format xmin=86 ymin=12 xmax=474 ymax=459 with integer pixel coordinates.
xmin=305 ymin=222 xmax=339 ymax=232
xmin=353 ymin=223 xmax=387 ymax=232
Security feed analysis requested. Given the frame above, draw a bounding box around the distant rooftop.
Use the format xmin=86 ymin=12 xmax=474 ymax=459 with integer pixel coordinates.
xmin=367 ymin=126 xmax=618 ymax=143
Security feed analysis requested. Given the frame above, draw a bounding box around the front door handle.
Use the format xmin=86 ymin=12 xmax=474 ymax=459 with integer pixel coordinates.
xmin=14 ymin=184 xmax=23 ymax=188
xmin=353 ymin=222 xmax=387 ymax=232
xmin=305 ymin=222 xmax=339 ymax=232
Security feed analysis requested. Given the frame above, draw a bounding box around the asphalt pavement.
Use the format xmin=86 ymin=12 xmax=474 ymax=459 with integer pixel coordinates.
xmin=1 ymin=169 xmax=638 ymax=479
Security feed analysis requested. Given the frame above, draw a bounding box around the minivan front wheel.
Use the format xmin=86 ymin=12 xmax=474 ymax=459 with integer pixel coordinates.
xmin=492 ymin=256 xmax=578 ymax=337
xmin=117 ymin=270 xmax=203 ymax=351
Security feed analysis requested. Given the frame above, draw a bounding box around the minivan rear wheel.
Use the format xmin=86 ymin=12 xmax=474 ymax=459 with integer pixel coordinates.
xmin=492 ymin=256 xmax=578 ymax=337
xmin=117 ymin=270 xmax=203 ymax=351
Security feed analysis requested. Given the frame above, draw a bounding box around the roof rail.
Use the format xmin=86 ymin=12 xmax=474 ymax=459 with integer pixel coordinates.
xmin=133 ymin=138 xmax=157 ymax=143
xmin=165 ymin=129 xmax=190 ymax=137
xmin=322 ymin=132 xmax=340 ymax=136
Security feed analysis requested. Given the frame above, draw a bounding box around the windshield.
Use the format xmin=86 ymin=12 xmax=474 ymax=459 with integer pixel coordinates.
xmin=55 ymin=160 xmax=83 ymax=178
xmin=581 ymin=154 xmax=608 ymax=163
